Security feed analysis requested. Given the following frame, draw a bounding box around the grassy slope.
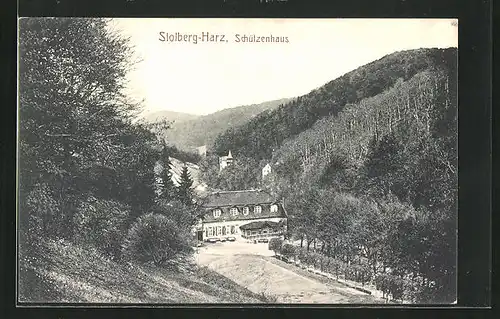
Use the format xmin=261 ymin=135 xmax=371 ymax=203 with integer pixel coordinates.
xmin=18 ymin=240 xmax=267 ymax=303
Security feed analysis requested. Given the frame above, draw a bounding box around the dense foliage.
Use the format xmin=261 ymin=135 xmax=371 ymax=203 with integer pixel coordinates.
xmin=213 ymin=48 xmax=456 ymax=162
xmin=209 ymin=48 xmax=457 ymax=303
xmin=163 ymin=98 xmax=292 ymax=152
xmin=122 ymin=213 xmax=193 ymax=267
xmin=199 ymin=153 xmax=262 ymax=191
xmin=18 ymin=18 xmax=200 ymax=301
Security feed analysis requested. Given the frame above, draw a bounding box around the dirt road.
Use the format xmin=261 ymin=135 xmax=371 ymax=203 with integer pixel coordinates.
xmin=195 ymin=241 xmax=382 ymax=303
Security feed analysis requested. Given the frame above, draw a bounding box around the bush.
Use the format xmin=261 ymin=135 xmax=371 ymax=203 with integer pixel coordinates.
xmin=297 ymin=247 xmax=308 ymax=264
xmin=281 ymin=243 xmax=296 ymax=261
xmin=73 ymin=196 xmax=130 ymax=260
xmin=24 ymin=182 xmax=61 ymax=239
xmin=122 ymin=213 xmax=193 ymax=267
xmin=268 ymin=238 xmax=283 ymax=255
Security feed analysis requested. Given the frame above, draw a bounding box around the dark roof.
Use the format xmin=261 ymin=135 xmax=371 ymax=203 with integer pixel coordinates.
xmin=203 ymin=189 xmax=275 ymax=207
xmin=239 ymin=221 xmax=280 ymax=230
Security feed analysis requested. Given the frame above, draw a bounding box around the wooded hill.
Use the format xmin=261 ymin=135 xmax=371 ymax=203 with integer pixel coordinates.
xmin=204 ymin=47 xmax=457 ymax=303
xmin=158 ymin=98 xmax=293 ymax=152
xmin=213 ymin=48 xmax=456 ymax=162
xmin=142 ymin=109 xmax=200 ymax=124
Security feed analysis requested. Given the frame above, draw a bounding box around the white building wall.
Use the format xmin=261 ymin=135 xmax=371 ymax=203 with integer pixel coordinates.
xmin=198 ymin=217 xmax=286 ymax=239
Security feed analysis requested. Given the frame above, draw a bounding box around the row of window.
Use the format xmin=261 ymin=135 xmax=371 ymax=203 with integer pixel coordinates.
xmin=206 ymin=225 xmax=237 ymax=237
xmin=212 ymin=204 xmax=278 ymax=218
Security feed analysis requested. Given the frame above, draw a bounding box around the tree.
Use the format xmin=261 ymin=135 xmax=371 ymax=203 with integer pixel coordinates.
xmin=18 ymin=18 xmax=161 ymax=301
xmin=18 ymin=17 xmax=159 ymax=233
xmin=158 ymin=141 xmax=176 ymax=201
xmin=177 ymin=165 xmax=194 ymax=205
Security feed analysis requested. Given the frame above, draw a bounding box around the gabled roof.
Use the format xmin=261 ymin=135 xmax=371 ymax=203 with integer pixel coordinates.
xmin=203 ymin=189 xmax=275 ymax=207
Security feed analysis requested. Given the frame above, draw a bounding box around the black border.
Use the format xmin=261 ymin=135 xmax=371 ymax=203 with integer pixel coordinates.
xmin=4 ymin=0 xmax=492 ymax=317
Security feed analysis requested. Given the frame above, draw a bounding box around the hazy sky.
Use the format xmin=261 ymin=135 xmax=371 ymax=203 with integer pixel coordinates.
xmin=111 ymin=18 xmax=458 ymax=116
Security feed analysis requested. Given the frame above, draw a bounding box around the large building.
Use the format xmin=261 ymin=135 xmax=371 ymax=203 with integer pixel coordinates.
xmin=195 ymin=189 xmax=287 ymax=241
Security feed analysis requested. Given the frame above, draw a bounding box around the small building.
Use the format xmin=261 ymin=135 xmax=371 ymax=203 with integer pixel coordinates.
xmin=195 ymin=189 xmax=287 ymax=241
xmin=262 ymin=163 xmax=272 ymax=179
xmin=219 ymin=150 xmax=234 ymax=171
xmin=196 ymin=145 xmax=207 ymax=157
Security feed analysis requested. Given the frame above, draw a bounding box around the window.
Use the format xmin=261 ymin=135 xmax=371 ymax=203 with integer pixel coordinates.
xmin=230 ymin=225 xmax=235 ymax=234
xmin=213 ymin=209 xmax=221 ymax=218
xmin=208 ymin=227 xmax=213 ymax=237
xmin=254 ymin=205 xmax=262 ymax=214
xmin=243 ymin=207 xmax=249 ymax=215
xmin=270 ymin=204 xmax=278 ymax=213
xmin=216 ymin=226 xmax=222 ymax=236
xmin=222 ymin=226 xmax=226 ymax=235
xmin=230 ymin=207 xmax=239 ymax=216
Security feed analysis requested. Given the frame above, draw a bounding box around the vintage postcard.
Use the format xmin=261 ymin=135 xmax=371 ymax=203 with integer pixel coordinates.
xmin=17 ymin=18 xmax=458 ymax=305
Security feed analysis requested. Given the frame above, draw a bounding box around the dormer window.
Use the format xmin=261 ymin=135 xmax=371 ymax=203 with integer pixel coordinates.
xmin=270 ymin=204 xmax=278 ymax=213
xmin=230 ymin=207 xmax=239 ymax=216
xmin=254 ymin=205 xmax=262 ymax=214
xmin=213 ymin=209 xmax=222 ymax=218
xmin=243 ymin=207 xmax=249 ymax=215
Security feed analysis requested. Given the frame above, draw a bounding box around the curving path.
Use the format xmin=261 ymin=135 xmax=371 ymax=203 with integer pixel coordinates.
xmin=195 ymin=241 xmax=382 ymax=303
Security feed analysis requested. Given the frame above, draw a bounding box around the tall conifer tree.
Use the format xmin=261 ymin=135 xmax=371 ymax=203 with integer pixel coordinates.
xmin=177 ymin=165 xmax=194 ymax=205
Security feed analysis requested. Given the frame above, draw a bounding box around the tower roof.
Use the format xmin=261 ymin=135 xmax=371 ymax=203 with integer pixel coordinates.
xmin=227 ymin=150 xmax=233 ymax=158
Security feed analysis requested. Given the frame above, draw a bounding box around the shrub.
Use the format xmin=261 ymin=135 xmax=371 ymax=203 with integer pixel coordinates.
xmin=297 ymin=247 xmax=308 ymax=264
xmin=281 ymin=243 xmax=296 ymax=261
xmin=24 ymin=182 xmax=60 ymax=239
xmin=73 ymin=196 xmax=130 ymax=260
xmin=268 ymin=238 xmax=283 ymax=255
xmin=122 ymin=213 xmax=193 ymax=267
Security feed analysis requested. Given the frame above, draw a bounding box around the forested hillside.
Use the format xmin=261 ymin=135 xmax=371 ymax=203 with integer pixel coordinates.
xmin=162 ymin=98 xmax=293 ymax=151
xmin=18 ymin=18 xmax=238 ymax=303
xmin=142 ymin=109 xmax=200 ymax=124
xmin=213 ymin=48 xmax=456 ymax=161
xmin=204 ymin=47 xmax=457 ymax=303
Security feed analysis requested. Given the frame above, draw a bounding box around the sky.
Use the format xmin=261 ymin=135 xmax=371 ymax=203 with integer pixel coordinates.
xmin=110 ymin=18 xmax=458 ymax=116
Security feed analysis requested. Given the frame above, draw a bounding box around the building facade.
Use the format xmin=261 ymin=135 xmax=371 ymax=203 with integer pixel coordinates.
xmin=196 ymin=145 xmax=207 ymax=157
xmin=262 ymin=163 xmax=272 ymax=179
xmin=218 ymin=150 xmax=233 ymax=171
xmin=195 ymin=189 xmax=287 ymax=241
